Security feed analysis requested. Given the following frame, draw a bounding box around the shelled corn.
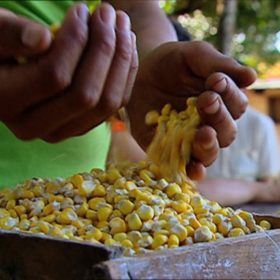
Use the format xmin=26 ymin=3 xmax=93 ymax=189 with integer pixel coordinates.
xmin=146 ymin=98 xmax=200 ymax=183
xmin=0 ymin=99 xmax=271 ymax=256
xmin=0 ymin=162 xmax=271 ymax=256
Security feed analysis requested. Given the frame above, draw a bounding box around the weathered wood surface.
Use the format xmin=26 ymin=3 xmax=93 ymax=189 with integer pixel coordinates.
xmin=92 ymin=216 xmax=280 ymax=280
xmin=0 ymin=229 xmax=122 ymax=280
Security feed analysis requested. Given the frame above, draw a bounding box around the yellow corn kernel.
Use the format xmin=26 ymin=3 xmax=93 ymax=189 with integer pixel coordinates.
xmin=126 ymin=212 xmax=143 ymax=231
xmin=85 ymin=228 xmax=102 ymax=241
xmin=135 ymin=191 xmax=150 ymax=203
xmin=190 ymin=196 xmax=204 ymax=208
xmin=32 ymin=185 xmax=43 ymax=197
xmin=59 ymin=208 xmax=78 ymax=224
xmin=165 ymin=183 xmax=182 ymax=198
xmin=237 ymin=210 xmax=256 ymax=231
xmin=121 ymin=239 xmax=133 ymax=248
xmin=259 ymin=220 xmax=271 ymax=230
xmin=110 ymin=209 xmax=123 ymax=219
xmin=194 ymin=226 xmax=212 ymax=242
xmin=170 ymin=224 xmax=188 ymax=242
xmin=92 ymin=184 xmax=106 ymax=197
xmin=230 ymin=215 xmax=246 ymax=228
xmin=212 ymin=214 xmax=226 ymax=225
xmin=113 ymin=232 xmax=127 ymax=242
xmin=6 ymin=199 xmax=16 ymax=210
xmin=104 ymin=238 xmax=117 ymax=246
xmin=70 ymin=174 xmax=84 ymax=188
xmin=145 ymin=110 xmax=160 ymax=125
xmin=88 ymin=197 xmax=105 ymax=210
xmin=48 ymin=194 xmax=64 ymax=203
xmin=136 ymin=204 xmax=154 ymax=221
xmin=228 ymin=228 xmax=245 ymax=237
xmin=76 ymin=202 xmax=89 ymax=217
xmin=85 ymin=209 xmax=97 ymax=221
xmin=171 ymin=200 xmax=188 ymax=213
xmin=186 ymin=225 xmax=195 ymax=237
xmin=0 ymin=208 xmax=10 ymax=218
xmin=168 ymin=234 xmax=180 ymax=247
xmin=97 ymin=206 xmax=113 ymax=222
xmin=118 ymin=199 xmax=134 ymax=215
xmin=43 ymin=203 xmax=57 ymax=216
xmin=14 ymin=205 xmax=26 ymax=216
xmin=189 ymin=217 xmax=201 ymax=229
xmin=38 ymin=221 xmax=50 ymax=234
xmin=151 ymin=233 xmax=168 ymax=249
xmin=218 ymin=221 xmax=233 ymax=236
xmin=107 ymin=169 xmax=122 ymax=184
xmin=174 ymin=193 xmax=190 ymax=204
xmin=127 ymin=231 xmax=142 ymax=244
xmin=139 ymin=169 xmax=153 ymax=185
xmin=9 ymin=209 xmax=18 ymax=218
xmin=125 ymin=181 xmax=137 ymax=192
xmin=0 ymin=217 xmax=18 ymax=230
xmin=19 ymin=219 xmax=30 ymax=230
xmin=109 ymin=217 xmax=127 ymax=234
xmin=100 ymin=232 xmax=112 ymax=242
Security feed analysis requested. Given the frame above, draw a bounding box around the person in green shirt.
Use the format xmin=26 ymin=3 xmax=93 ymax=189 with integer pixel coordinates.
xmin=0 ymin=1 xmax=256 ymax=188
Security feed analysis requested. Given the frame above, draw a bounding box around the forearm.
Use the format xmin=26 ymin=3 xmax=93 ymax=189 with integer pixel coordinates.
xmin=197 ymin=179 xmax=259 ymax=206
xmin=105 ymin=0 xmax=177 ymax=58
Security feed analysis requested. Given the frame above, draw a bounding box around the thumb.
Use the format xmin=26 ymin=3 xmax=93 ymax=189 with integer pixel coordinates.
xmin=0 ymin=8 xmax=52 ymax=60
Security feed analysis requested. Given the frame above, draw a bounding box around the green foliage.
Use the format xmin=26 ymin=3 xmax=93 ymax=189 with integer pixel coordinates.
xmin=161 ymin=0 xmax=280 ymax=70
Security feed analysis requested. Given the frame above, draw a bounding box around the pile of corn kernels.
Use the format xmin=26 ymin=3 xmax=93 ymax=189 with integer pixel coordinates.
xmin=0 ymin=161 xmax=271 ymax=256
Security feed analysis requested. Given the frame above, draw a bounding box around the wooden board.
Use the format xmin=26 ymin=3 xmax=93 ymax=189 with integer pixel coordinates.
xmin=0 ymin=229 xmax=123 ymax=280
xmin=1 ymin=215 xmax=280 ymax=280
xmin=92 ymin=215 xmax=280 ymax=280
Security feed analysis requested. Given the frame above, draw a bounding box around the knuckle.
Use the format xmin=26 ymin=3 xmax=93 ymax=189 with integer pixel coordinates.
xmin=43 ymin=62 xmax=72 ymax=91
xmin=74 ymin=88 xmax=100 ymax=109
xmin=103 ymin=95 xmax=122 ymax=113
xmin=98 ymin=32 xmax=116 ymax=56
xmin=70 ymin=23 xmax=88 ymax=48
xmin=116 ymin=33 xmax=132 ymax=61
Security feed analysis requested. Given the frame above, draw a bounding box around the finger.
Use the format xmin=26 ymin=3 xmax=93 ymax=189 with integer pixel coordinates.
xmin=0 ymin=9 xmax=52 ymax=59
xmin=42 ymin=10 xmax=134 ymax=142
xmin=191 ymin=126 xmax=219 ymax=167
xmin=205 ymin=72 xmax=248 ymax=119
xmin=5 ymin=3 xmax=116 ymax=140
xmin=95 ymin=10 xmax=133 ymax=114
xmin=0 ymin=3 xmax=89 ymax=122
xmin=122 ymin=31 xmax=139 ymax=106
xmin=186 ymin=161 xmax=206 ymax=181
xmin=185 ymin=41 xmax=257 ymax=87
xmin=196 ymin=91 xmax=237 ymax=147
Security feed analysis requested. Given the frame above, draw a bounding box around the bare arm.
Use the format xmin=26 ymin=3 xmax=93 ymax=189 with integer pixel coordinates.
xmin=105 ymin=0 xmax=177 ymax=58
xmin=198 ymin=178 xmax=280 ymax=206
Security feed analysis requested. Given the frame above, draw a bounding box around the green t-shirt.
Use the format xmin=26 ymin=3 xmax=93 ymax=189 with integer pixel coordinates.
xmin=0 ymin=1 xmax=110 ymax=188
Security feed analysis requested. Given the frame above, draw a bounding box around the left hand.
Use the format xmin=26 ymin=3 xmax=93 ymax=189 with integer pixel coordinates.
xmin=127 ymin=41 xmax=257 ymax=180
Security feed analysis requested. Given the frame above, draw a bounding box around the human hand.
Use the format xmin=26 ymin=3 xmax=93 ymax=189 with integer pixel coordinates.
xmin=0 ymin=3 xmax=138 ymax=142
xmin=127 ymin=41 xmax=257 ymax=180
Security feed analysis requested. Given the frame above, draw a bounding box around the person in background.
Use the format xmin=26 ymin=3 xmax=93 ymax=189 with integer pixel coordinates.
xmin=0 ymin=0 xmax=256 ymax=188
xmin=198 ymin=94 xmax=280 ymax=206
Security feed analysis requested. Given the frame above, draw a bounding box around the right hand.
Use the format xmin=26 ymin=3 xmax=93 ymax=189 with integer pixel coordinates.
xmin=0 ymin=3 xmax=138 ymax=142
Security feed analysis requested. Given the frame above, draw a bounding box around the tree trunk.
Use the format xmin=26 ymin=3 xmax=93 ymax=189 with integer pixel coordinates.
xmin=217 ymin=0 xmax=238 ymax=55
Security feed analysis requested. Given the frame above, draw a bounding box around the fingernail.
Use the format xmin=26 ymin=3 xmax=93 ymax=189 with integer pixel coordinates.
xmin=212 ymin=77 xmax=227 ymax=93
xmin=203 ymin=98 xmax=220 ymax=114
xmin=22 ymin=24 xmax=44 ymax=49
xmin=77 ymin=4 xmax=89 ymax=23
xmin=116 ymin=11 xmax=130 ymax=31
xmin=99 ymin=3 xmax=115 ymax=23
